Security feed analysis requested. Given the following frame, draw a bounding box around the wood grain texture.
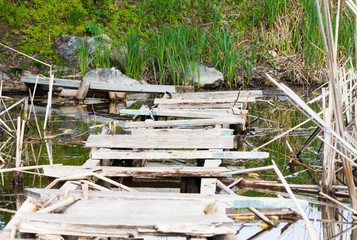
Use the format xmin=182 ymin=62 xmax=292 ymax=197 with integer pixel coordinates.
xmin=42 ymin=165 xmax=232 ymax=178
xmin=85 ymin=135 xmax=237 ymax=149
xmin=91 ymin=149 xmax=269 ymax=160
xmin=124 ymin=118 xmax=244 ymax=128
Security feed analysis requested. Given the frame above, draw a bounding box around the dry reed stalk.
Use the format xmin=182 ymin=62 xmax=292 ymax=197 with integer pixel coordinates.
xmin=15 ymin=117 xmax=21 ymax=169
xmin=220 ymin=165 xmax=274 ymax=176
xmin=43 ymin=73 xmax=54 ymax=131
xmin=28 ymin=75 xmax=42 ymax=140
xmin=319 ymin=191 xmax=357 ymax=215
xmin=253 ymin=112 xmax=323 ymax=151
xmin=272 ymin=160 xmax=318 ymax=240
xmin=321 ymin=87 xmax=335 ymax=195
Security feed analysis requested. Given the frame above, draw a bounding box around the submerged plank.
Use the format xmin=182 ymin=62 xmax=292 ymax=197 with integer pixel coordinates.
xmin=124 ymin=118 xmax=244 ymax=128
xmin=85 ymin=135 xmax=237 ymax=149
xmin=42 ymin=165 xmax=232 ymax=178
xmin=20 ymin=213 xmax=233 ymax=238
xmin=91 ymin=149 xmax=269 ymax=160
xmin=21 ymin=76 xmax=192 ymax=93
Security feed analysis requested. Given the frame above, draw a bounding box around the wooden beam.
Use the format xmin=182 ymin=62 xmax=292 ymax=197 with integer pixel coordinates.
xmin=124 ymin=118 xmax=244 ymax=128
xmin=20 ymin=213 xmax=233 ymax=238
xmin=168 ymin=90 xmax=263 ymax=99
xmin=91 ymin=149 xmax=269 ymax=160
xmin=120 ymin=109 xmax=248 ymax=119
xmin=126 ymin=128 xmax=234 ymax=136
xmin=42 ymin=165 xmax=232 ymax=178
xmin=24 ymin=188 xmax=308 ymax=210
xmin=156 ymin=103 xmax=247 ymax=109
xmin=154 ymin=96 xmax=256 ymax=105
xmin=85 ymin=135 xmax=237 ymax=149
xmin=21 ymin=76 xmax=192 ymax=93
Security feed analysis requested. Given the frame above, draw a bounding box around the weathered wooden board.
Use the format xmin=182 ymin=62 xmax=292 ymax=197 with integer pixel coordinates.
xmin=120 ymin=108 xmax=248 ymax=119
xmin=20 ymin=213 xmax=233 ymax=238
xmin=24 ymin=189 xmax=309 ymax=209
xmin=21 ymin=76 xmax=193 ymax=93
xmin=85 ymin=135 xmax=237 ymax=149
xmin=154 ymin=96 xmax=256 ymax=105
xmin=91 ymin=149 xmax=269 ymax=160
xmin=64 ymin=199 xmax=208 ymax=217
xmin=156 ymin=103 xmax=247 ymax=109
xmin=42 ymin=165 xmax=232 ymax=178
xmin=126 ymin=128 xmax=234 ymax=136
xmin=167 ymin=90 xmax=263 ymax=99
xmin=124 ymin=118 xmax=244 ymax=129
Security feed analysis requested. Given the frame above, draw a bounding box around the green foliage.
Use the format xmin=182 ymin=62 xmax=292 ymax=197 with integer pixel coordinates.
xmin=122 ymin=27 xmax=148 ymax=80
xmin=210 ymin=28 xmax=244 ymax=86
xmin=77 ymin=39 xmax=93 ymax=78
xmin=1 ymin=0 xmax=357 ymax=85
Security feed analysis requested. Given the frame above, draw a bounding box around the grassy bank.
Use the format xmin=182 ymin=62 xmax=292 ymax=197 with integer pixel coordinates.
xmin=0 ymin=0 xmax=355 ymax=86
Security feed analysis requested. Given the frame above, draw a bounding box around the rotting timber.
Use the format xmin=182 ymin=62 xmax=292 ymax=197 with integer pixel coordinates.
xmin=1 ymin=89 xmax=311 ymax=240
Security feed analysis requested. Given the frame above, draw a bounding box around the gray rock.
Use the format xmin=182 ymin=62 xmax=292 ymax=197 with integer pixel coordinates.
xmin=83 ymin=67 xmax=140 ymax=86
xmin=53 ymin=35 xmax=81 ymax=67
xmin=189 ymin=63 xmax=224 ymax=88
xmin=53 ymin=34 xmax=126 ymax=71
xmin=0 ymin=70 xmax=10 ymax=80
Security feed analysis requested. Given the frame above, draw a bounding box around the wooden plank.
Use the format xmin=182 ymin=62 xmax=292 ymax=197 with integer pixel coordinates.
xmin=42 ymin=165 xmax=232 ymax=178
xmin=154 ymin=96 xmax=256 ymax=105
xmin=81 ymin=159 xmax=100 ymax=167
xmin=63 ymin=199 xmax=208 ymax=217
xmin=156 ymin=103 xmax=249 ymax=109
xmin=168 ymin=90 xmax=263 ymax=99
xmin=124 ymin=118 xmax=244 ymax=129
xmin=20 ymin=213 xmax=233 ymax=238
xmin=24 ymin=188 xmax=309 ymax=209
xmin=120 ymin=109 xmax=248 ymax=119
xmin=126 ymin=128 xmax=234 ymax=136
xmin=91 ymin=150 xmax=269 ymax=160
xmin=21 ymin=76 xmax=191 ymax=93
xmin=75 ymin=80 xmax=90 ymax=100
xmin=201 ymin=178 xmax=217 ymax=195
xmin=85 ymin=135 xmax=237 ymax=149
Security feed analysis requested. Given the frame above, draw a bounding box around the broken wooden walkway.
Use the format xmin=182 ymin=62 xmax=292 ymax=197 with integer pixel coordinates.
xmin=2 ymin=90 xmax=309 ymax=240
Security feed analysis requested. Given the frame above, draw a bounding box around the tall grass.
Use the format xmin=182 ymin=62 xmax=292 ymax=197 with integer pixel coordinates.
xmin=123 ymin=27 xmax=148 ymax=80
xmin=77 ymin=39 xmax=92 ymax=79
xmin=150 ymin=27 xmax=206 ymax=86
xmin=210 ymin=28 xmax=244 ymax=86
xmin=92 ymin=35 xmax=111 ymax=69
xmin=77 ymin=0 xmax=357 ymax=85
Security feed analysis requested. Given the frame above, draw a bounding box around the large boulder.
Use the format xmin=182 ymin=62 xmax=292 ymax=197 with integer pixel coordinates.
xmin=188 ymin=63 xmax=224 ymax=88
xmin=83 ymin=67 xmax=140 ymax=85
xmin=53 ymin=35 xmax=81 ymax=67
xmin=53 ymin=35 xmax=126 ymax=71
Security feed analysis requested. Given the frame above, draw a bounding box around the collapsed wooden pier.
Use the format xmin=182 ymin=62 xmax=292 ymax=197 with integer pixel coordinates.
xmin=2 ymin=90 xmax=309 ymax=240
